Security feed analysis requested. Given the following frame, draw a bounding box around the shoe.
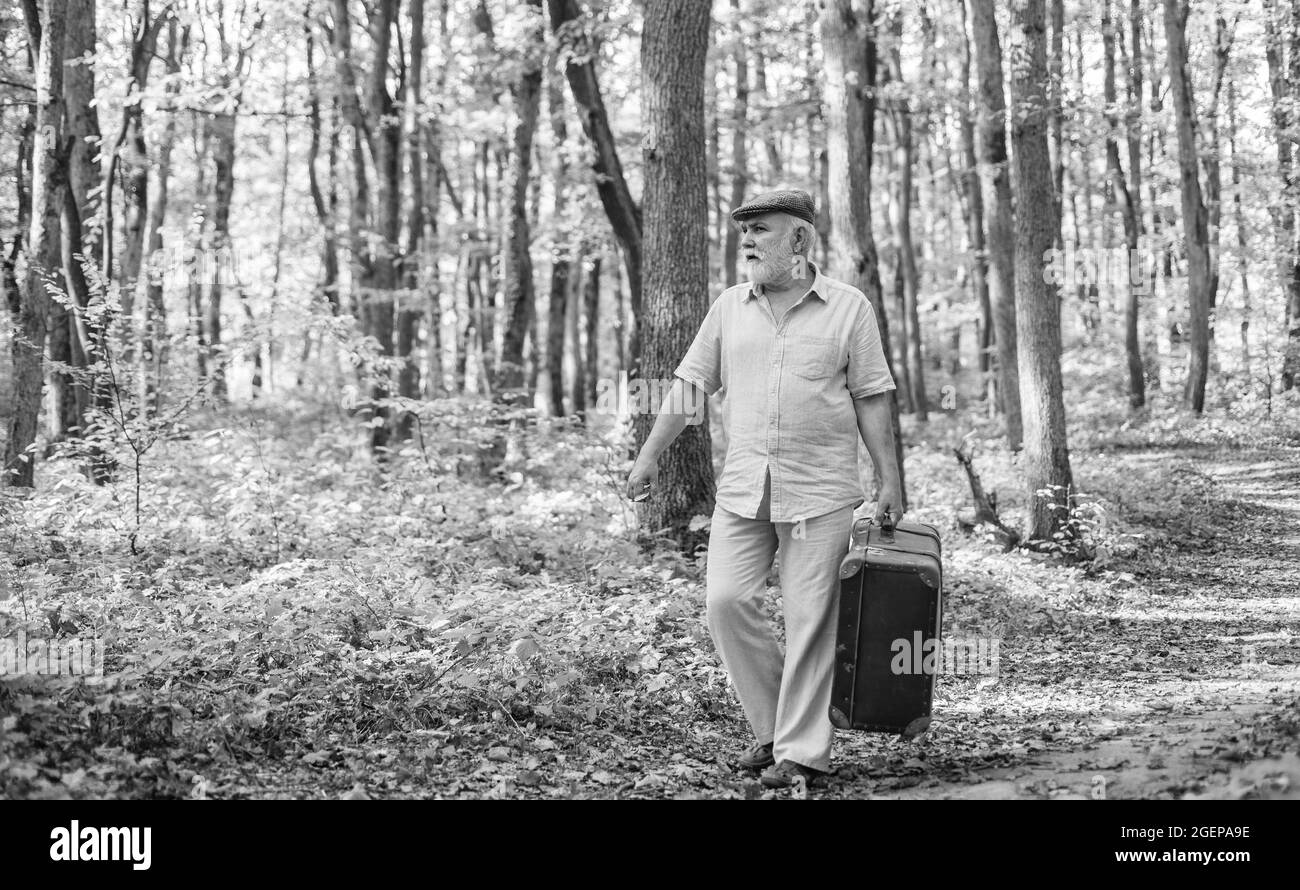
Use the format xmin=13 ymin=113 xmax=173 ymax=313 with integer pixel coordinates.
xmin=737 ymin=741 xmax=775 ymax=770
xmin=760 ymin=759 xmax=822 ymax=789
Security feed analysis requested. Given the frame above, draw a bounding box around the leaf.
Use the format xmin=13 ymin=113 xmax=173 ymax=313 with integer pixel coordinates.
xmin=509 ymin=637 xmax=541 ymax=662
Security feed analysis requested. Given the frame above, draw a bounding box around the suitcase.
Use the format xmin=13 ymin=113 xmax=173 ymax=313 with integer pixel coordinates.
xmin=829 ymin=516 xmax=943 ymax=737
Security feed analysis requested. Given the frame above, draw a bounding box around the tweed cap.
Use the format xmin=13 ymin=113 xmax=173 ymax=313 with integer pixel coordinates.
xmin=730 ymin=189 xmax=817 ymax=226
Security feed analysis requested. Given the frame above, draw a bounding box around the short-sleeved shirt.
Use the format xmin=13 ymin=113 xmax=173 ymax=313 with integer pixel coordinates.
xmin=674 ymin=261 xmax=896 ymax=522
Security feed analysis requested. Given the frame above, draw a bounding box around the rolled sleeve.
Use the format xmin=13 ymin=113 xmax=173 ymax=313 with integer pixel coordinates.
xmin=847 ymin=299 xmax=896 ymax=400
xmin=673 ymin=297 xmax=724 ymax=396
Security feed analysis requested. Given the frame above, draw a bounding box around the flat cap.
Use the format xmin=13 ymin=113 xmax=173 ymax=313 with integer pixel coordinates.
xmin=730 ymin=189 xmax=817 ymax=226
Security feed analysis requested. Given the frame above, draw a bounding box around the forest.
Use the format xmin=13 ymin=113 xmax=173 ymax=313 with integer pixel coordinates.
xmin=0 ymin=0 xmax=1297 ymax=800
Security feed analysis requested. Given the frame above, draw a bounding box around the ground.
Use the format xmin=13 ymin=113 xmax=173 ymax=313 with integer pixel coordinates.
xmin=1 ymin=397 xmax=1297 ymax=799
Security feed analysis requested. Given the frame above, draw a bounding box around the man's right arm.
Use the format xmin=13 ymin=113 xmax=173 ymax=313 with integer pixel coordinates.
xmin=625 ymin=379 xmax=708 ymax=500
xmin=626 ymin=295 xmax=724 ymax=501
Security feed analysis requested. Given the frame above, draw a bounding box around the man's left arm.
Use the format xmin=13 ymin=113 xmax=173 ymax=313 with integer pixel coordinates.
xmin=853 ymin=393 xmax=903 ymax=525
xmin=845 ymin=297 xmax=903 ymax=524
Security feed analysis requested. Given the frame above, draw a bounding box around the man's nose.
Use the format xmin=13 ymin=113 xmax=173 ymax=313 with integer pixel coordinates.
xmin=740 ymin=233 xmax=755 ymax=249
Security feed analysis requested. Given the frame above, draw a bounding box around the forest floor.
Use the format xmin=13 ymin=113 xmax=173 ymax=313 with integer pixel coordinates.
xmin=1 ymin=392 xmax=1298 ymax=799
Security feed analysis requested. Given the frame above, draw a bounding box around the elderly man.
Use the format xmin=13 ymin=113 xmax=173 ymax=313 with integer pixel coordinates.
xmin=626 ymin=188 xmax=904 ymax=789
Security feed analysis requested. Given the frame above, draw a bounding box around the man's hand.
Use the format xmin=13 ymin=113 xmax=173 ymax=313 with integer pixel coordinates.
xmin=873 ymin=478 xmax=904 ymax=527
xmin=626 ymin=456 xmax=658 ymax=502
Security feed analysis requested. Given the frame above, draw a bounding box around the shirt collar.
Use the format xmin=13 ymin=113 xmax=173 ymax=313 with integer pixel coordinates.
xmin=745 ymin=259 xmax=827 ymax=304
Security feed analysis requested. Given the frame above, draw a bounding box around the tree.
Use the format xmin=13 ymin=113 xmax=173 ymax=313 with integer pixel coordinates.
xmin=496 ymin=0 xmax=544 ymax=401
xmin=638 ymin=0 xmax=714 ymax=548
xmin=967 ymin=0 xmax=1023 ymax=449
xmin=722 ymin=0 xmax=748 ymax=289
xmin=956 ymin=0 xmax=994 ymax=407
xmin=546 ymin=56 xmax=572 ymax=418
xmin=1103 ymin=0 xmax=1144 ymax=408
xmin=1163 ymin=0 xmax=1213 ymax=412
xmin=6 ymin=0 xmax=68 ymax=488
xmin=547 ymin=0 xmax=643 ymax=369
xmin=884 ymin=7 xmax=927 ymax=420
xmin=820 ymin=0 xmax=908 ymax=506
xmin=1009 ymin=0 xmax=1073 ymax=542
xmin=1263 ymin=0 xmax=1300 ymax=390
xmin=48 ymin=0 xmax=103 ymax=445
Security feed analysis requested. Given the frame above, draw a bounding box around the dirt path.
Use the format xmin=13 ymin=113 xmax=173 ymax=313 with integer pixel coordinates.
xmin=834 ymin=445 xmax=1300 ymax=800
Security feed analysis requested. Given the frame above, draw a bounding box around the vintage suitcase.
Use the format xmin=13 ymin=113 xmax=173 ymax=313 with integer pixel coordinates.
xmin=829 ymin=516 xmax=943 ymax=737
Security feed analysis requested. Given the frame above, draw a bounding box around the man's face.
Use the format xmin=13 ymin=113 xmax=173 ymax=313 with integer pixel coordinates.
xmin=739 ymin=213 xmax=800 ymax=286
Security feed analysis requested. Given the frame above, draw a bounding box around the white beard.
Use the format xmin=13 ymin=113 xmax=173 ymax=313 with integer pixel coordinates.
xmin=747 ymin=239 xmax=798 ymax=287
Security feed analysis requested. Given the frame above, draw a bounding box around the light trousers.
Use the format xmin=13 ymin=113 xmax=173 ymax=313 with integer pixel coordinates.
xmin=705 ymin=500 xmax=855 ymax=772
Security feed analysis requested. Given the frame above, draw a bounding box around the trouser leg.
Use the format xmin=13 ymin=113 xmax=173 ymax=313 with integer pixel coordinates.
xmin=705 ymin=506 xmax=781 ymax=744
xmin=771 ymin=504 xmax=855 ymax=772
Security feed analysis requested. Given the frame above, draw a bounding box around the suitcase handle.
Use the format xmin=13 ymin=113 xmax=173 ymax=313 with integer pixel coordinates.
xmin=878 ymin=514 xmax=896 ymax=544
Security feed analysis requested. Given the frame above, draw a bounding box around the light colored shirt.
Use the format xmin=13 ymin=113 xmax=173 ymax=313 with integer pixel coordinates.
xmin=674 ymin=262 xmax=896 ymax=522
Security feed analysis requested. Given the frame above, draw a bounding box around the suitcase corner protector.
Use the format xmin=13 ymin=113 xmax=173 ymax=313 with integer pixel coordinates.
xmin=829 ymin=706 xmax=851 ymax=730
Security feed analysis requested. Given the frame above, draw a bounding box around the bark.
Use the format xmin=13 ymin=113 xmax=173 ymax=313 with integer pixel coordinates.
xmin=820 ymin=0 xmax=908 ymax=507
xmin=546 ymin=62 xmax=570 ymax=417
xmin=396 ymin=0 xmax=428 ymax=437
xmin=638 ymin=0 xmax=714 ymax=551
xmin=754 ymin=48 xmax=782 ymax=180
xmin=140 ymin=19 xmax=181 ymax=413
xmin=50 ymin=0 xmax=102 ymax=443
xmin=1048 ymin=0 xmax=1064 ymax=244
xmin=305 ymin=28 xmax=339 ymax=318
xmin=968 ymin=0 xmax=1023 ymax=449
xmin=424 ymin=0 xmax=450 ymax=397
xmin=1163 ymin=0 xmax=1212 ymax=412
xmin=1201 ymin=10 xmax=1233 ymax=343
xmin=367 ymin=0 xmax=402 ymax=448
xmin=1228 ymin=77 xmax=1252 ymax=381
xmin=1009 ymin=0 xmax=1074 ymax=542
xmin=496 ymin=0 xmax=543 ymax=401
xmin=1264 ymin=0 xmax=1300 ymax=389
xmin=886 ymin=10 xmax=927 ymax=420
xmin=581 ymin=251 xmax=601 ymax=417
xmin=723 ymin=0 xmax=748 ymax=289
xmin=957 ymin=0 xmax=994 ymax=404
xmin=547 ymin=0 xmax=643 ymax=369
xmin=1104 ymin=0 xmax=1145 ymax=408
xmin=115 ymin=7 xmax=167 ymax=319
xmin=6 ymin=0 xmax=67 ymax=489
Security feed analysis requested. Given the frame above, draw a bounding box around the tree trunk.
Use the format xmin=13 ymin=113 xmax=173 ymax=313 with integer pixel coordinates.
xmin=546 ymin=61 xmax=570 ymax=417
xmin=580 ymin=251 xmax=601 ymax=418
xmin=820 ymin=0 xmax=907 ymax=507
xmin=1104 ymin=0 xmax=1145 ymax=408
xmin=1009 ymin=0 xmax=1074 ymax=543
xmin=6 ymin=0 xmax=67 ymax=489
xmin=1227 ymin=77 xmax=1252 ymax=383
xmin=754 ymin=48 xmax=782 ymax=180
xmin=496 ymin=0 xmax=543 ymax=402
xmin=957 ymin=0 xmax=994 ymax=407
xmin=395 ymin=0 xmax=428 ymax=439
xmin=141 ymin=19 xmax=182 ymax=414
xmin=1048 ymin=0 xmax=1064 ymax=244
xmin=1264 ymin=0 xmax=1300 ymax=390
xmin=886 ymin=10 xmax=927 ymax=420
xmin=638 ymin=0 xmax=715 ymax=550
xmin=723 ymin=0 xmax=747 ymax=288
xmin=968 ymin=0 xmax=1023 ymax=449
xmin=51 ymin=0 xmax=102 ymax=443
xmin=1163 ymin=0 xmax=1212 ymax=412
xmin=547 ymin=0 xmax=643 ymax=370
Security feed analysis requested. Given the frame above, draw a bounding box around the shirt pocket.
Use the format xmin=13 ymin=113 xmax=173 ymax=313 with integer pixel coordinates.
xmin=787 ymin=336 xmax=843 ymax=381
